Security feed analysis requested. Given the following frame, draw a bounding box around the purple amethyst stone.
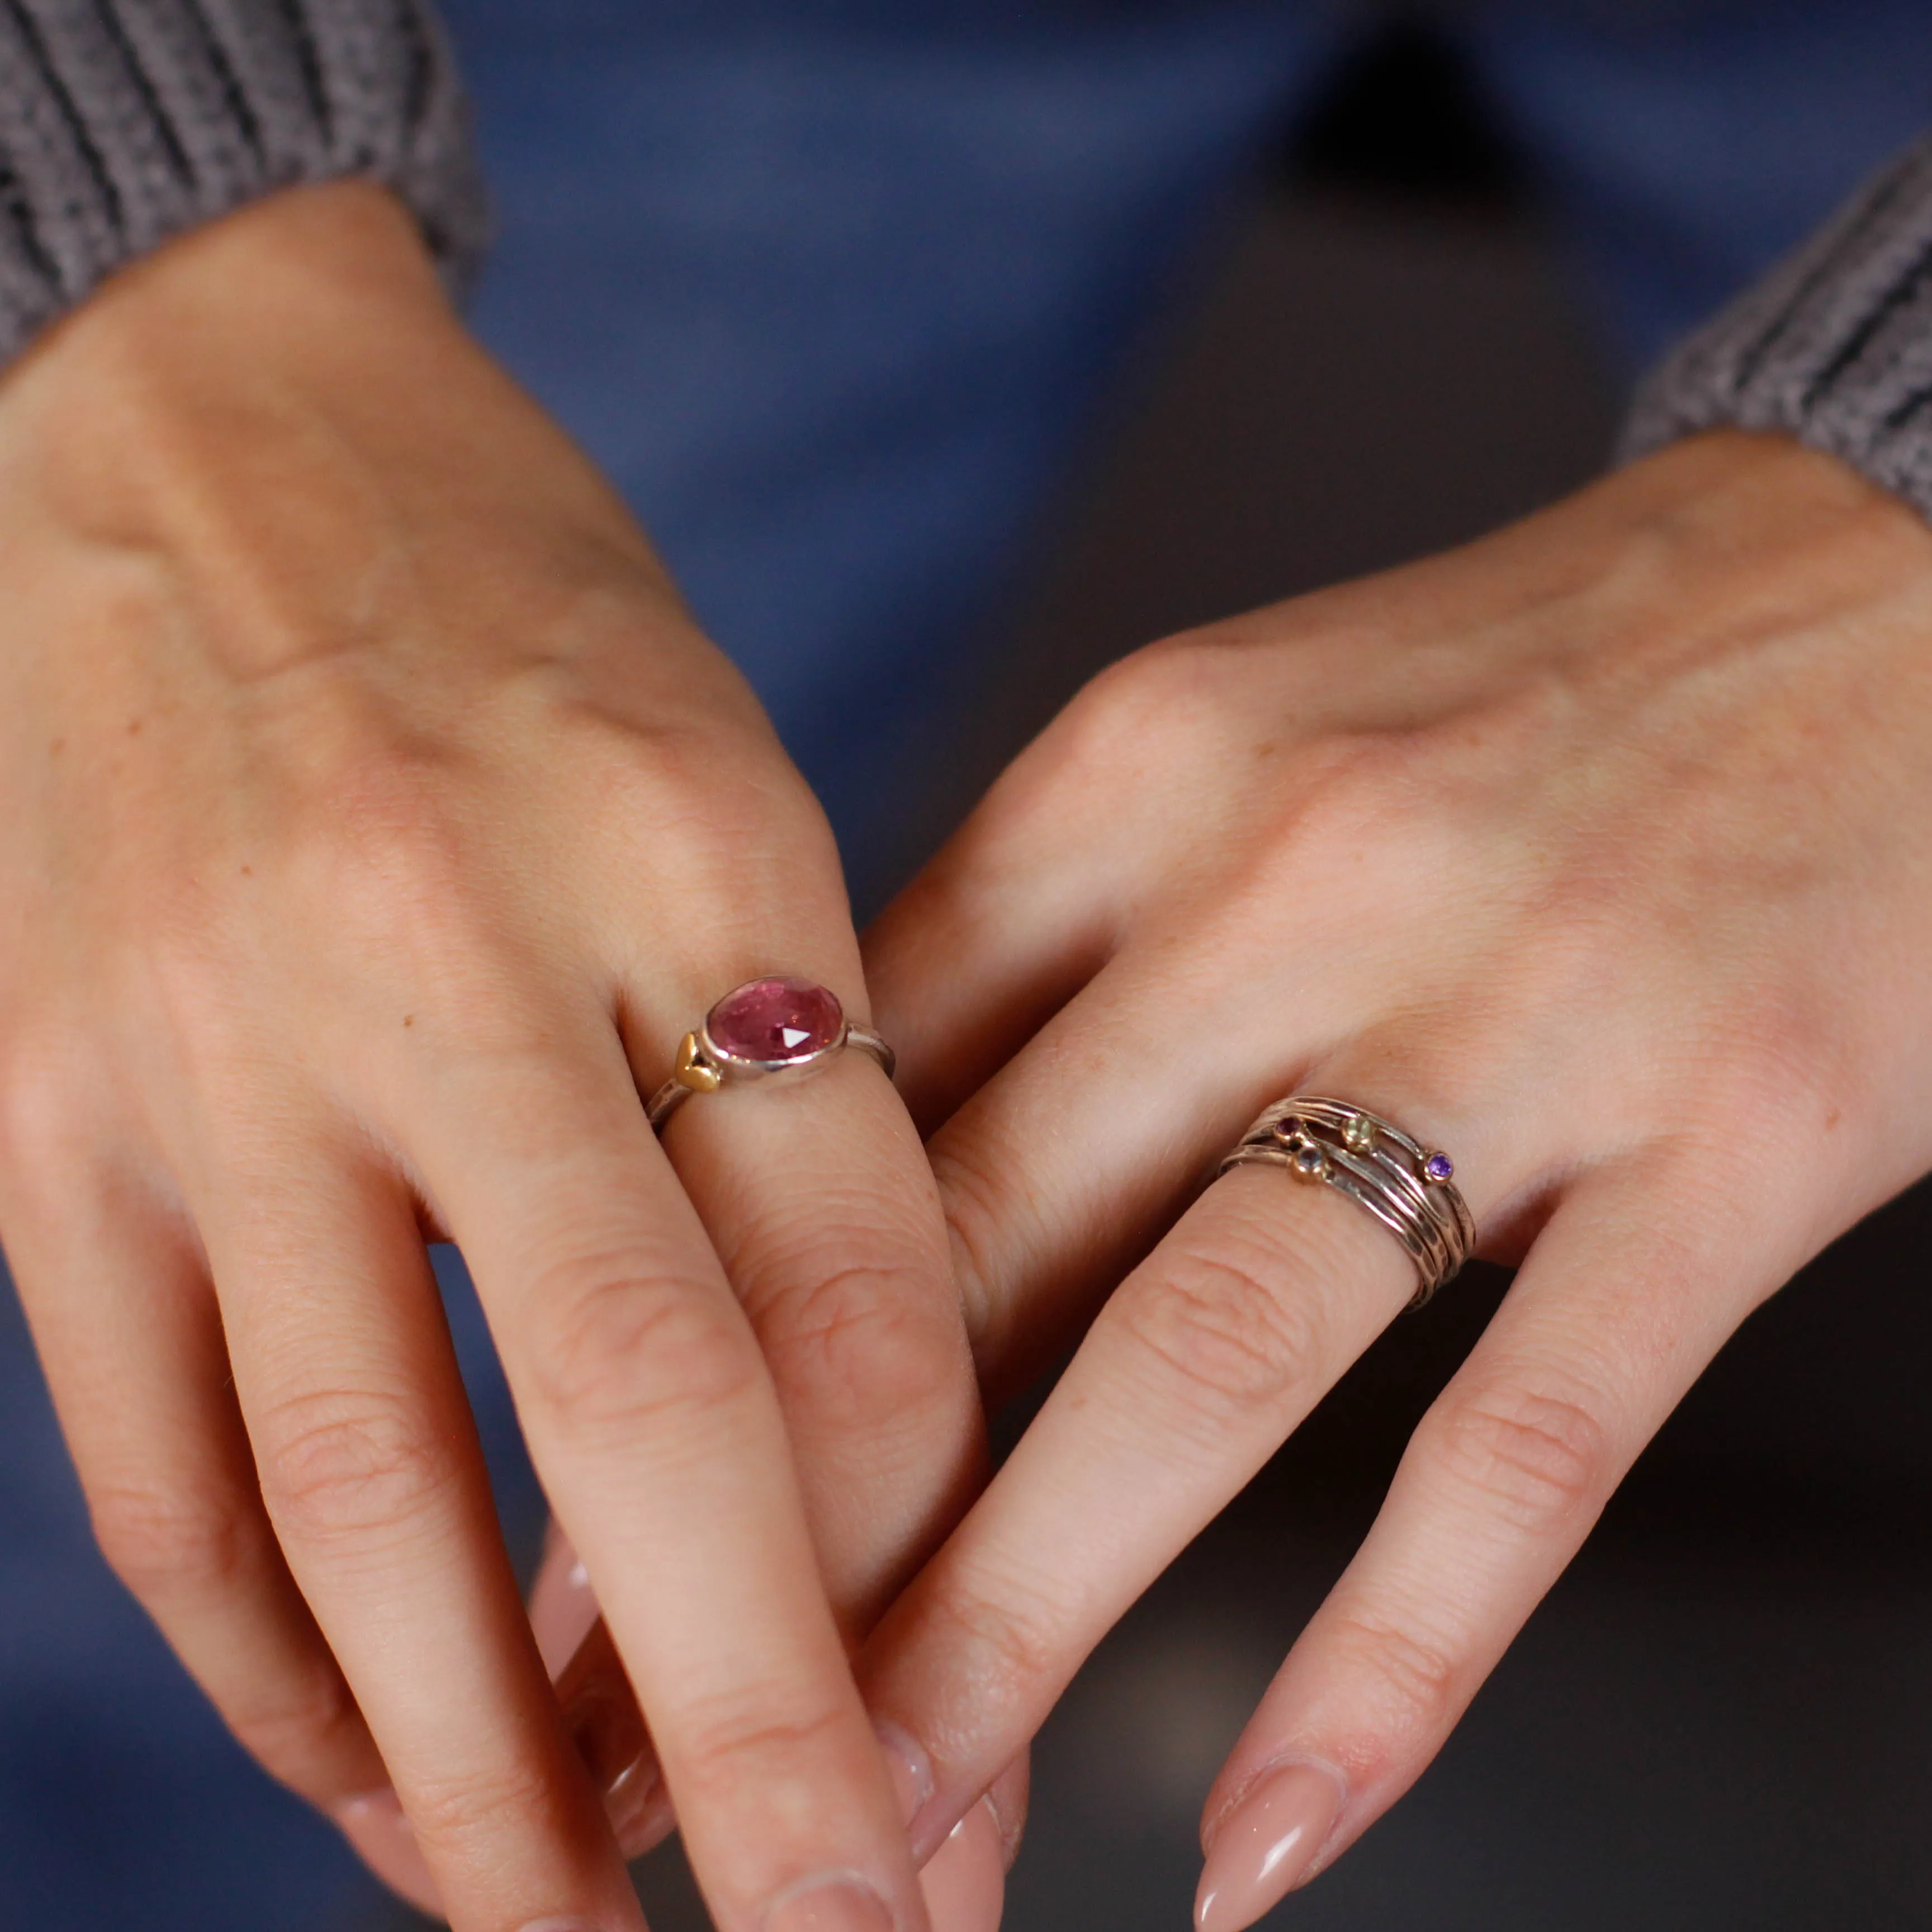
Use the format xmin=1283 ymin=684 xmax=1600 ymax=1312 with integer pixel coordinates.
xmin=1424 ymin=1151 xmax=1455 ymax=1185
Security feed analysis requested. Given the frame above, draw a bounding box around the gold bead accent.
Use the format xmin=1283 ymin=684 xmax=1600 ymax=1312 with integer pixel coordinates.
xmin=674 ymin=1031 xmax=723 ymax=1093
xmin=1341 ymin=1114 xmax=1377 ymax=1155
xmin=1286 ymin=1136 xmax=1329 ymax=1183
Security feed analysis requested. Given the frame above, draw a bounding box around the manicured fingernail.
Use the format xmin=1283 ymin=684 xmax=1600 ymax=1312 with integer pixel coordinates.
xmin=333 ymin=1788 xmax=442 ymax=1917
xmin=763 ymin=1872 xmax=895 ymax=1932
xmin=529 ymin=1529 xmax=600 ymax=1677
xmin=1195 ymin=1762 xmax=1344 ymax=1932
xmin=919 ymin=1798 xmax=1005 ymax=1932
xmin=874 ymin=1718 xmax=934 ymax=1827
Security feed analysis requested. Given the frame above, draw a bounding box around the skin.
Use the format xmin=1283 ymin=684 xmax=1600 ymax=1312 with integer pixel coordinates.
xmin=0 ymin=180 xmax=1004 ymax=1932
xmin=844 ymin=427 xmax=1932 ymax=1917
xmin=13 ymin=167 xmax=1930 ymax=1932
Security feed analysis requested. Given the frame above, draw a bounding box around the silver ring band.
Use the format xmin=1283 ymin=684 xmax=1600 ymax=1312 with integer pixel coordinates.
xmin=1219 ymin=1095 xmax=1474 ymax=1306
xmin=645 ymin=977 xmax=896 ymax=1133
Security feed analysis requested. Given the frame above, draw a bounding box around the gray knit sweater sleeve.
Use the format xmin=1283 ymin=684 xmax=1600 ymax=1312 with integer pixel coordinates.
xmin=0 ymin=0 xmax=486 ymax=367
xmin=1623 ymin=135 xmax=1932 ymax=520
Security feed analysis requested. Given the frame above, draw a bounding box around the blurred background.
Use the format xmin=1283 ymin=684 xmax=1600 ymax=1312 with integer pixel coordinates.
xmin=5 ymin=3 xmax=1932 ymax=1928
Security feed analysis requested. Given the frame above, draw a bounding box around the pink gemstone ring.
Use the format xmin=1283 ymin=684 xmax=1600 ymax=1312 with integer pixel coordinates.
xmin=645 ymin=976 xmax=896 ymax=1132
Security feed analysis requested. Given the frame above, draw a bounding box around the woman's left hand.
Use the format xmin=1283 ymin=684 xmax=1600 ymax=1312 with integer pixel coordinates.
xmin=852 ymin=429 xmax=1932 ymax=1929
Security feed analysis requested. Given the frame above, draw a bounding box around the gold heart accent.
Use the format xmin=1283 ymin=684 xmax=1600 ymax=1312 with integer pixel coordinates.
xmin=674 ymin=1031 xmax=723 ymax=1093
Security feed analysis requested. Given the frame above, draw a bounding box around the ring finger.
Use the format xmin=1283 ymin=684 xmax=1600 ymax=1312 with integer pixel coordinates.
xmin=414 ymin=1026 xmax=931 ymax=1932
xmin=551 ymin=972 xmax=1005 ymax=1917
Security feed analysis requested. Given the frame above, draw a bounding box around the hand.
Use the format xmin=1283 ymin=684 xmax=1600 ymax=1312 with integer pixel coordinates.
xmin=0 ymin=182 xmax=983 ymax=1932
xmin=851 ymin=429 xmax=1932 ymax=1927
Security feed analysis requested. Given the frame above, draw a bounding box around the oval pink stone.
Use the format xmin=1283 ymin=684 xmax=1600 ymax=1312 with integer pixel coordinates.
xmin=705 ymin=976 xmax=845 ymax=1065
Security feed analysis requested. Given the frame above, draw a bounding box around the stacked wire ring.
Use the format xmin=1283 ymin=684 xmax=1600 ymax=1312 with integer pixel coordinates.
xmin=1219 ymin=1096 xmax=1474 ymax=1306
xmin=646 ymin=976 xmax=896 ymax=1132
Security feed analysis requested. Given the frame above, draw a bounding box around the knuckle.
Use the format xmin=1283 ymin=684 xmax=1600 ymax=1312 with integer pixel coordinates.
xmin=1323 ymin=1606 xmax=1462 ymax=1744
xmin=1118 ymin=1234 xmax=1322 ymax=1420
xmin=581 ymin=711 xmax=759 ymax=847
xmin=916 ymin=1565 xmax=1069 ymax=1731
xmin=0 ymin=1033 xmax=110 ymax=1187
xmin=254 ymin=1386 xmax=460 ymax=1548
xmin=405 ymin=1749 xmax=569 ymax=1858
xmin=558 ymin=703 xmax=837 ymax=927
xmin=1046 ymin=640 xmax=1221 ymax=784
xmin=524 ymin=1256 xmax=761 ymax=1447
xmin=670 ymin=1690 xmax=851 ymax=1811
xmin=1696 ymin=987 xmax=1838 ymax=1120
xmin=753 ymin=1253 xmax=957 ymax=1437
xmin=1423 ymin=1381 xmax=1610 ymax=1536
xmin=89 ymin=1478 xmax=257 ymax=1598
xmin=224 ymin=1665 xmax=371 ymax=1797
xmin=304 ymin=742 xmax=468 ymax=908
xmin=283 ymin=730 xmax=506 ymax=986
xmin=1228 ymin=734 xmax=1448 ymax=908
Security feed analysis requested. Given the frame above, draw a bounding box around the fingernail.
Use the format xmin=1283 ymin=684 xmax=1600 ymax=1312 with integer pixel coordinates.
xmin=566 ymin=1684 xmax=652 ymax=1800
xmin=874 ymin=1718 xmax=934 ymax=1827
xmin=920 ymin=1799 xmax=1005 ymax=1932
xmin=763 ymin=1872 xmax=896 ymax=1932
xmin=530 ymin=1529 xmax=600 ymax=1677
xmin=333 ymin=1788 xmax=443 ymax=1918
xmin=562 ymin=1685 xmax=666 ymax=1854
xmin=1195 ymin=1762 xmax=1344 ymax=1932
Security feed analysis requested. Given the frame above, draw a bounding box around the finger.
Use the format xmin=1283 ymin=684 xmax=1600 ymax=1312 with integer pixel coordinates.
xmin=562 ymin=993 xmax=1008 ymax=1920
xmin=196 ymin=1121 xmax=641 ymax=1931
xmin=414 ymin=1032 xmax=930 ymax=1932
xmin=862 ymin=778 xmax=1121 ymax=1134
xmin=1191 ymin=1155 xmax=1782 ymax=1930
xmin=0 ymin=1148 xmax=387 ymax=1810
xmin=653 ymin=999 xmax=983 ymax=1628
xmin=860 ymin=1130 xmax=1443 ymax=1860
xmin=529 ymin=1523 xmax=600 ymax=1676
xmin=549 ymin=1617 xmax=1020 ymax=1932
xmin=920 ymin=950 xmax=1350 ymax=1400
xmin=333 ymin=1789 xmax=445 ymax=1919
xmin=918 ymin=1797 xmax=1006 ymax=1932
xmin=646 ymin=968 xmax=1019 ymax=1932
xmin=921 ymin=1755 xmax=1029 ymax=1932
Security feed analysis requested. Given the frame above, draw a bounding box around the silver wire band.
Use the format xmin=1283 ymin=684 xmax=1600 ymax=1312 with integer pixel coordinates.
xmin=1219 ymin=1095 xmax=1474 ymax=1306
xmin=646 ymin=1023 xmax=894 ymax=1132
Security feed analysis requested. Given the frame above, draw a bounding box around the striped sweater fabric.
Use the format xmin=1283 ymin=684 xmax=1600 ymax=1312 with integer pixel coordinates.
xmin=1623 ymin=133 xmax=1932 ymax=522
xmin=0 ymin=0 xmax=485 ymax=363
xmin=2 ymin=9 xmax=1931 ymax=529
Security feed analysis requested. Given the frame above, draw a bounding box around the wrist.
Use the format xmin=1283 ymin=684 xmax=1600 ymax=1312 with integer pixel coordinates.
xmin=1603 ymin=428 xmax=1932 ymax=591
xmin=0 ymin=182 xmax=454 ymax=510
xmin=0 ymin=179 xmax=678 ymax=695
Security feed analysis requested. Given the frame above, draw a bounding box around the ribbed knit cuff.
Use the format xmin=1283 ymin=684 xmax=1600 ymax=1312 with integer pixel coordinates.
xmin=1622 ymin=134 xmax=1932 ymax=523
xmin=0 ymin=0 xmax=487 ymax=367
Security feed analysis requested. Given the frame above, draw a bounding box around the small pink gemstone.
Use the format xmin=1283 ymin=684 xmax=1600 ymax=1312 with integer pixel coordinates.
xmin=705 ymin=976 xmax=844 ymax=1065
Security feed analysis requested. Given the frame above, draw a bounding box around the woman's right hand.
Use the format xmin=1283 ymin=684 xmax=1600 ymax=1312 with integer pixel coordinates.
xmin=0 ymin=179 xmax=983 ymax=1932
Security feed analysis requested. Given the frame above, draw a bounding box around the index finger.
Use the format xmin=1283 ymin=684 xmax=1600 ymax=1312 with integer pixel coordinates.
xmin=855 ymin=1147 xmax=1433 ymax=1862
xmin=410 ymin=1027 xmax=929 ymax=1932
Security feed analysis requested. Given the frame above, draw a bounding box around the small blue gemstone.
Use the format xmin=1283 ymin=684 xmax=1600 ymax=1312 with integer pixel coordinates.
xmin=1424 ymin=1152 xmax=1454 ymax=1184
